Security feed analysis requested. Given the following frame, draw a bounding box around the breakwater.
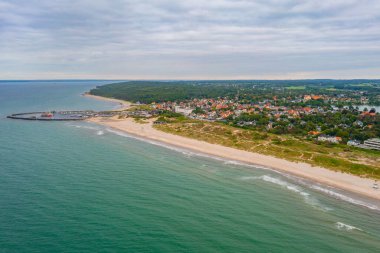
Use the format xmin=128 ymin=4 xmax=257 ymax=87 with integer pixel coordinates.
xmin=7 ymin=111 xmax=98 ymax=121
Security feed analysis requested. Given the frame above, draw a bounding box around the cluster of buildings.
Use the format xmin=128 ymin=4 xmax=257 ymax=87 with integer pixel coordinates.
xmin=121 ymin=110 xmax=155 ymax=118
xmin=150 ymin=96 xmax=377 ymax=123
xmin=310 ymin=135 xmax=380 ymax=151
xmin=147 ymin=96 xmax=379 ymax=151
xmin=301 ymin=94 xmax=369 ymax=104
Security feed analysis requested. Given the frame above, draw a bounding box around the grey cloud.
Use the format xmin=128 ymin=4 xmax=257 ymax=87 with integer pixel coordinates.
xmin=0 ymin=0 xmax=379 ymax=79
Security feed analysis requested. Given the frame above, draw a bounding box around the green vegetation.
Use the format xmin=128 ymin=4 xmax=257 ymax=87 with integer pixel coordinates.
xmin=127 ymin=104 xmax=155 ymax=111
xmin=232 ymin=110 xmax=380 ymax=142
xmin=90 ymin=80 xmax=380 ymax=105
xmin=134 ymin=118 xmax=149 ymax=124
xmin=90 ymin=81 xmax=239 ymax=103
xmin=156 ymin=111 xmax=187 ymax=123
xmin=91 ymin=79 xmax=380 ymax=178
xmin=286 ymin=86 xmax=306 ymax=90
xmin=154 ymin=119 xmax=380 ymax=178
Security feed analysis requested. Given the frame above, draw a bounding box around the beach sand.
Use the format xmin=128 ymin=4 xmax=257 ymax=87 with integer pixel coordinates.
xmin=83 ymin=93 xmax=131 ymax=111
xmin=85 ymin=95 xmax=380 ymax=202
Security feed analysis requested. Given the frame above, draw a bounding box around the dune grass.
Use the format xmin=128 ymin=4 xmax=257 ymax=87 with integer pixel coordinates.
xmin=155 ymin=119 xmax=380 ymax=179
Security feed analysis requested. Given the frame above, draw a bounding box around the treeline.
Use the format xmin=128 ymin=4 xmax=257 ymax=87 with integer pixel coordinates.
xmin=90 ymin=80 xmax=380 ymax=104
xmin=90 ymin=81 xmax=239 ymax=103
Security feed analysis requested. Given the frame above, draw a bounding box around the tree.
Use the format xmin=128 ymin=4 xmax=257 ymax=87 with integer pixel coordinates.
xmin=193 ymin=107 xmax=205 ymax=114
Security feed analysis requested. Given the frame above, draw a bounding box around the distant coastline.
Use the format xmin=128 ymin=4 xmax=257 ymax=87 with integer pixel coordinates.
xmin=83 ymin=93 xmax=131 ymax=111
xmin=85 ymin=94 xmax=380 ymax=203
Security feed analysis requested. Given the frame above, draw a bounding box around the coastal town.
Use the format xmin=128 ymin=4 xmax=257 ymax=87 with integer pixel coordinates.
xmin=129 ymin=92 xmax=380 ymax=151
xmin=8 ymin=87 xmax=380 ymax=152
xmin=6 ymin=82 xmax=380 ymax=200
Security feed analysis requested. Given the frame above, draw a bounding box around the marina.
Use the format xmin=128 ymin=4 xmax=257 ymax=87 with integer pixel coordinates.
xmin=7 ymin=110 xmax=117 ymax=121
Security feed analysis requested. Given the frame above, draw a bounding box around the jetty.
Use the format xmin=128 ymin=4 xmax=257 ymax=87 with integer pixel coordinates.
xmin=7 ymin=110 xmax=118 ymax=121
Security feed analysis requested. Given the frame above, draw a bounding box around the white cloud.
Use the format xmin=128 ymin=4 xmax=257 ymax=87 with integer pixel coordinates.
xmin=0 ymin=0 xmax=379 ymax=79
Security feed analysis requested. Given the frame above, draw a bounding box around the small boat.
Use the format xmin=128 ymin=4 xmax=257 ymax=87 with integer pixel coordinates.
xmin=373 ymin=182 xmax=379 ymax=189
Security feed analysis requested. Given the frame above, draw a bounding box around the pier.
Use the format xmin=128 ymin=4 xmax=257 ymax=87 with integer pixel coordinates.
xmin=7 ymin=110 xmax=117 ymax=121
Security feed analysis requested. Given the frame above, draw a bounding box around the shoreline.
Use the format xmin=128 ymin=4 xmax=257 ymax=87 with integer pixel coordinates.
xmin=82 ymin=94 xmax=380 ymax=203
xmin=87 ymin=116 xmax=380 ymax=203
xmin=83 ymin=93 xmax=131 ymax=111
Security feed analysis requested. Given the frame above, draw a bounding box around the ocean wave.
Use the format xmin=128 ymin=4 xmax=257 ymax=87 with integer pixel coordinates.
xmin=105 ymin=127 xmax=377 ymax=212
xmin=259 ymin=175 xmax=310 ymax=197
xmin=67 ymin=124 xmax=95 ymax=130
xmin=224 ymin=160 xmax=244 ymax=166
xmin=335 ymin=222 xmax=362 ymax=232
xmin=241 ymin=175 xmax=332 ymax=211
xmin=240 ymin=176 xmax=262 ymax=181
xmin=224 ymin=160 xmax=284 ymax=176
xmin=66 ymin=123 xmax=99 ymax=131
xmin=67 ymin=123 xmax=106 ymax=136
xmin=310 ymin=185 xmax=380 ymax=211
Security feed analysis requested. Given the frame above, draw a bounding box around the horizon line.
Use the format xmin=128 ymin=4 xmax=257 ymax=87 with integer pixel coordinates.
xmin=1 ymin=78 xmax=380 ymax=82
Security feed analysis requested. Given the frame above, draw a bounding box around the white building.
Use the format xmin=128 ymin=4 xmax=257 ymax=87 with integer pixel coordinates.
xmin=318 ymin=135 xmax=342 ymax=143
xmin=347 ymin=140 xmax=361 ymax=146
xmin=174 ymin=106 xmax=194 ymax=116
xmin=363 ymin=138 xmax=380 ymax=150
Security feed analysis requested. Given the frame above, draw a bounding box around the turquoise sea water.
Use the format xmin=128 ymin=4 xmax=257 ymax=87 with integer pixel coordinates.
xmin=0 ymin=81 xmax=380 ymax=252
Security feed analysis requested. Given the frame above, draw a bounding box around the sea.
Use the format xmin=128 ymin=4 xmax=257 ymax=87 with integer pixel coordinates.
xmin=0 ymin=80 xmax=380 ymax=252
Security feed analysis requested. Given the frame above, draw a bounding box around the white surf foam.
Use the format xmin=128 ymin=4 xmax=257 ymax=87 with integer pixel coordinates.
xmin=335 ymin=222 xmax=362 ymax=232
xmin=310 ymin=185 xmax=380 ymax=211
xmin=67 ymin=123 xmax=98 ymax=130
xmin=224 ymin=160 xmax=243 ymax=166
xmin=105 ymin=127 xmax=377 ymax=212
xmin=240 ymin=176 xmax=262 ymax=181
xmin=241 ymin=175 xmax=332 ymax=211
xmin=67 ymin=123 xmax=107 ymax=136
xmin=260 ymin=175 xmax=310 ymax=197
xmin=224 ymin=160 xmax=272 ymax=171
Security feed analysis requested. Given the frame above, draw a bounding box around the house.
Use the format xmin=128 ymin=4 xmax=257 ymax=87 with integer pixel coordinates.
xmin=303 ymin=95 xmax=312 ymax=101
xmin=318 ymin=135 xmax=342 ymax=143
xmin=237 ymin=121 xmax=256 ymax=127
xmin=353 ymin=120 xmax=364 ymax=127
xmin=174 ymin=106 xmax=194 ymax=116
xmin=347 ymin=140 xmax=361 ymax=146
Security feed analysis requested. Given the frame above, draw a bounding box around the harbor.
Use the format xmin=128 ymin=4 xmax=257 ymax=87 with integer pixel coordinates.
xmin=7 ymin=110 xmax=117 ymax=121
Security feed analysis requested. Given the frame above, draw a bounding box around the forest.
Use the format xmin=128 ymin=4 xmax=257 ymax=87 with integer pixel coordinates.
xmin=90 ymin=80 xmax=380 ymax=104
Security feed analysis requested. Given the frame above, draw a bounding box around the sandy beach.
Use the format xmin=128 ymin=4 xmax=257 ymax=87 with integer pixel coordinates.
xmin=88 ymin=117 xmax=379 ymax=202
xmin=83 ymin=93 xmax=131 ymax=111
xmin=85 ymin=95 xmax=380 ymax=202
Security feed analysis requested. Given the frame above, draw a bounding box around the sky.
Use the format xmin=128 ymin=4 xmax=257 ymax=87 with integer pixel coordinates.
xmin=1 ymin=0 xmax=380 ymax=80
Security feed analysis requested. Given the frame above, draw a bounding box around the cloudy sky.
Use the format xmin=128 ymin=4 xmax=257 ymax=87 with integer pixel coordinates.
xmin=1 ymin=0 xmax=380 ymax=79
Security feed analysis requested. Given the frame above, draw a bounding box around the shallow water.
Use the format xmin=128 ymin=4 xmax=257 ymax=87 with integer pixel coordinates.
xmin=1 ymin=81 xmax=380 ymax=252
